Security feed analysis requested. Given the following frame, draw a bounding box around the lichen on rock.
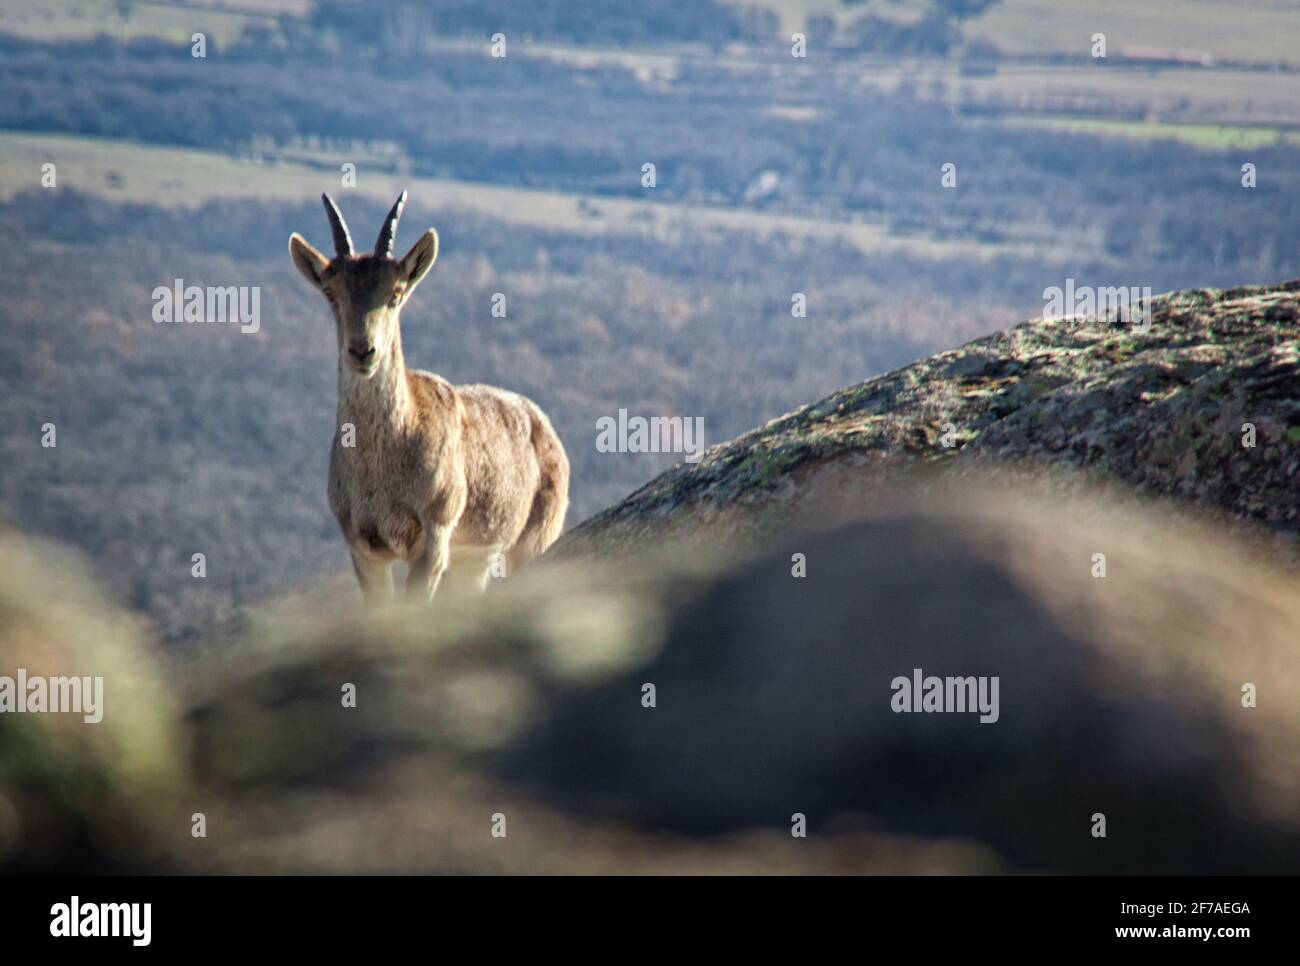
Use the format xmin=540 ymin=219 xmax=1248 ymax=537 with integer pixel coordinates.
xmin=561 ymin=280 xmax=1300 ymax=555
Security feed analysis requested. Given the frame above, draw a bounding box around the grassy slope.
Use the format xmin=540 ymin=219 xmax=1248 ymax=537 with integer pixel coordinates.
xmin=729 ymin=0 xmax=1300 ymax=65
xmin=969 ymin=0 xmax=1300 ymax=64
xmin=0 ymin=131 xmax=1054 ymax=261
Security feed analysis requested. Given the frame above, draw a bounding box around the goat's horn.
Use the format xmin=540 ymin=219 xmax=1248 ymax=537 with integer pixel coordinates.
xmin=321 ymin=193 xmax=353 ymax=258
xmin=374 ymin=190 xmax=408 ymax=258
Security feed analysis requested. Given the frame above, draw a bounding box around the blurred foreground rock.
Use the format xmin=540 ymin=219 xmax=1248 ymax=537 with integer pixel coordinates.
xmin=3 ymin=468 xmax=1298 ymax=873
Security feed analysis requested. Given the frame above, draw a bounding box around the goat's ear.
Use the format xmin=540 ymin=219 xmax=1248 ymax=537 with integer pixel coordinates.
xmin=398 ymin=229 xmax=439 ymax=290
xmin=289 ymin=233 xmax=329 ymax=289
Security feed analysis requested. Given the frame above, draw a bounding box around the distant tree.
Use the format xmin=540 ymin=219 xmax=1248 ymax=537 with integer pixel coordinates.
xmin=847 ymin=12 xmax=959 ymax=56
xmin=932 ymin=0 xmax=1000 ymax=20
xmin=806 ymin=15 xmax=837 ymax=43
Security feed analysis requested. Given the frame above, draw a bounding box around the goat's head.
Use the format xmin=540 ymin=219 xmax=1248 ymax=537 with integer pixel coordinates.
xmin=289 ymin=192 xmax=439 ymax=378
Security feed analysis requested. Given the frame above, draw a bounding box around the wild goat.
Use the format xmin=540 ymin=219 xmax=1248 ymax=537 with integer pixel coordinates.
xmin=289 ymin=192 xmax=569 ymax=603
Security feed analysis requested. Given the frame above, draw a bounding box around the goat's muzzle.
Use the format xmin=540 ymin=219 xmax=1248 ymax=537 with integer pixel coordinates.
xmin=347 ymin=341 xmax=377 ymax=374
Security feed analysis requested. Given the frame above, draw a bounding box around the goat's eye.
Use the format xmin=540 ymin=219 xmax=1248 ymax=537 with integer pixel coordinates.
xmin=389 ymin=290 xmax=403 ymax=307
xmin=324 ymin=290 xmax=336 ymax=304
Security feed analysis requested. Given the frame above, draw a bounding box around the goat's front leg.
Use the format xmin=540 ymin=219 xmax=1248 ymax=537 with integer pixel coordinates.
xmin=406 ymin=525 xmax=451 ymax=603
xmin=350 ymin=546 xmax=395 ymax=607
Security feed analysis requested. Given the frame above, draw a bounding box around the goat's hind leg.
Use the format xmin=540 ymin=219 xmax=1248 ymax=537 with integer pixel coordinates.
xmin=446 ymin=545 xmax=497 ymax=594
xmin=507 ymin=478 xmax=568 ymax=575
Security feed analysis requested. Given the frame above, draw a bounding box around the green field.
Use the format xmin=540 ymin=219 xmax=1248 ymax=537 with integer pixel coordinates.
xmin=999 ymin=116 xmax=1300 ymax=150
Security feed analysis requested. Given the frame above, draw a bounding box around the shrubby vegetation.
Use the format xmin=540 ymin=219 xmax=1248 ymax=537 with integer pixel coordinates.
xmin=310 ymin=0 xmax=780 ymax=47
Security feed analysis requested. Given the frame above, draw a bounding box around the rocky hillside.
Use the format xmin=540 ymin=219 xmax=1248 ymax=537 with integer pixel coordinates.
xmin=563 ymin=281 xmax=1300 ymax=553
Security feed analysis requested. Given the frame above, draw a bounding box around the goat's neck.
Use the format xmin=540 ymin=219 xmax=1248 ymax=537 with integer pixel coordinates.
xmin=336 ymin=332 xmax=414 ymax=434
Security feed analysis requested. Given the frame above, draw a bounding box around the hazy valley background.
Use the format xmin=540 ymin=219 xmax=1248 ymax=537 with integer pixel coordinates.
xmin=2 ymin=0 xmax=1299 ymax=641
